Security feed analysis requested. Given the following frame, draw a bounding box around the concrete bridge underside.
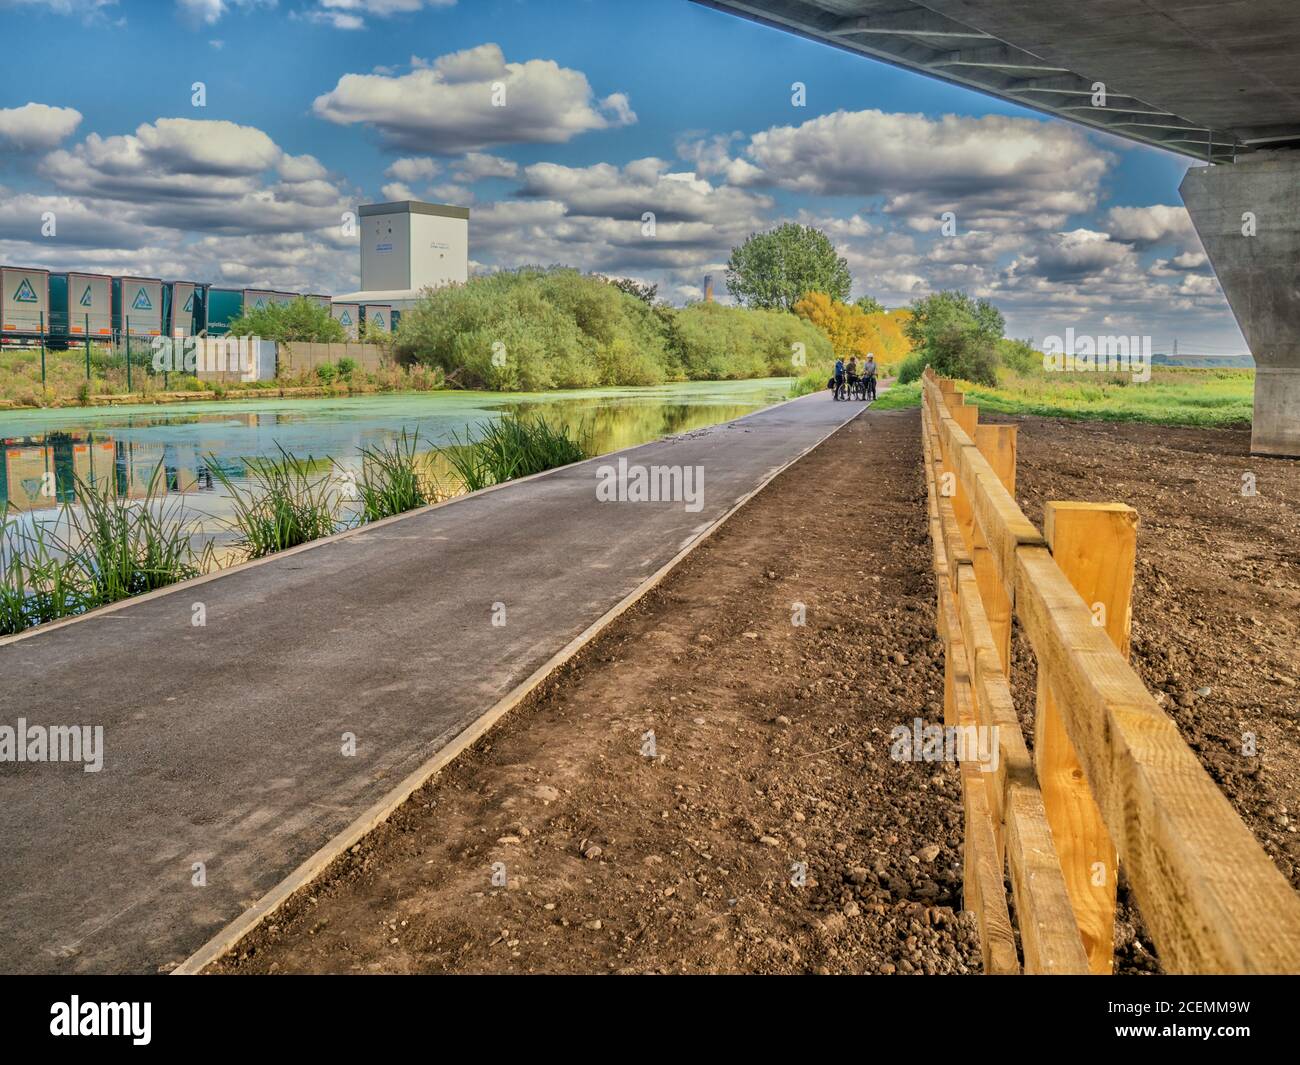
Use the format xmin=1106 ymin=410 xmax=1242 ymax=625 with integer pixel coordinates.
xmin=696 ymin=0 xmax=1300 ymax=455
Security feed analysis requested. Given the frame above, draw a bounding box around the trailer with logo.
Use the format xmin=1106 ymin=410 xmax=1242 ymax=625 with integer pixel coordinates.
xmin=1 ymin=266 xmax=50 ymax=341
xmin=50 ymin=272 xmax=113 ymax=342
xmin=331 ymin=302 xmax=360 ymax=340
xmin=112 ymin=276 xmax=164 ymax=337
xmin=361 ymin=304 xmax=393 ymax=335
xmin=164 ymin=281 xmax=202 ymax=337
xmin=305 ymin=294 xmax=331 ymax=310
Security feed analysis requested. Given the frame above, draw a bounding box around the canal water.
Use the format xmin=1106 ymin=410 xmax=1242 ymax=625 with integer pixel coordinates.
xmin=0 ymin=378 xmax=794 ymax=554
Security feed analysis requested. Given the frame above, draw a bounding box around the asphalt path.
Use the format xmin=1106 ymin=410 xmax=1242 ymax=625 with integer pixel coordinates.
xmin=0 ymin=390 xmax=867 ymax=973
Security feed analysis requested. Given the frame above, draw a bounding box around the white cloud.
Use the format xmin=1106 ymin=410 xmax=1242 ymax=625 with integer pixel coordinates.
xmin=385 ymin=156 xmax=440 ymax=183
xmin=517 ymin=158 xmax=770 ymax=225
xmin=174 ymin=0 xmax=274 ymax=28
xmin=699 ymin=109 xmax=1110 ymax=232
xmin=38 ymin=118 xmax=353 ymax=237
xmin=316 ymin=0 xmax=455 ymax=22
xmin=0 ymin=0 xmax=117 ymax=16
xmin=1105 ymin=204 xmax=1199 ymax=247
xmin=312 ymin=44 xmax=635 ymax=152
xmin=0 ymin=102 xmax=83 ymax=151
xmin=454 ymin=152 xmax=518 ymax=180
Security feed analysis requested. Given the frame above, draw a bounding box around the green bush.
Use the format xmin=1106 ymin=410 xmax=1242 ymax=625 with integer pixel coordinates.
xmin=673 ymin=302 xmax=834 ymax=380
xmin=896 ymin=352 xmax=926 ymax=384
xmin=316 ymin=363 xmax=337 ymax=385
xmin=392 ymin=267 xmax=823 ymax=391
xmin=337 ymin=356 xmax=358 ymax=381
xmin=228 ymin=298 xmax=347 ymax=343
xmin=904 ymin=291 xmax=1003 ymax=386
xmin=997 ymin=337 xmax=1040 ymax=376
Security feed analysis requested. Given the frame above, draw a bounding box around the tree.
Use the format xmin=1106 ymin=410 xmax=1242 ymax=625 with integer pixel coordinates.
xmin=902 ymin=290 xmax=1004 ymax=385
xmin=725 ymin=223 xmax=851 ymax=311
xmin=854 ymin=294 xmax=885 ymax=315
xmin=792 ymin=291 xmax=912 ymax=370
xmin=227 ymin=298 xmax=346 ymax=343
xmin=601 ymin=276 xmax=659 ymax=305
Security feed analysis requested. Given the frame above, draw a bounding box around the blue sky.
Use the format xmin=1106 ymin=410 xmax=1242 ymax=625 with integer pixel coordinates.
xmin=0 ymin=0 xmax=1246 ymax=353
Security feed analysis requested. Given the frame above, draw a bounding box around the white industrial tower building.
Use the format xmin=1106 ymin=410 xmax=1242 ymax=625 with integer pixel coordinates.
xmin=331 ymin=200 xmax=469 ymax=335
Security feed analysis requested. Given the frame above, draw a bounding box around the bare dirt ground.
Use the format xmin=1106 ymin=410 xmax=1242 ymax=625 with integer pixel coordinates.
xmin=212 ymin=406 xmax=1298 ymax=976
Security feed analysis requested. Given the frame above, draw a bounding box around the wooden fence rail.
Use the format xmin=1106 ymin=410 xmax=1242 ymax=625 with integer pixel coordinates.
xmin=920 ymin=367 xmax=1300 ymax=974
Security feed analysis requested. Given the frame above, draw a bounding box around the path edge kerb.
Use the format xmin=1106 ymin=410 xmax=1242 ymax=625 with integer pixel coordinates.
xmin=173 ymin=394 xmax=878 ymax=975
xmin=0 ymin=388 xmax=814 ymax=650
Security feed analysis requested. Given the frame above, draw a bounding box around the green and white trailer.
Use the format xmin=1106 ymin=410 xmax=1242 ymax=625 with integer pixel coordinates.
xmin=1 ymin=266 xmax=50 ymax=340
xmin=50 ymin=272 xmax=113 ymax=341
xmin=112 ymin=276 xmax=164 ymax=336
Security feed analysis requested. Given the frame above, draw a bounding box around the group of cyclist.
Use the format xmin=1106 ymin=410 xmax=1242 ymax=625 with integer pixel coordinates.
xmin=831 ymin=354 xmax=877 ymax=401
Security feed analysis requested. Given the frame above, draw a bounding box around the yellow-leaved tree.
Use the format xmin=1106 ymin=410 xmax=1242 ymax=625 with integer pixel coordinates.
xmin=792 ymin=291 xmax=912 ymax=372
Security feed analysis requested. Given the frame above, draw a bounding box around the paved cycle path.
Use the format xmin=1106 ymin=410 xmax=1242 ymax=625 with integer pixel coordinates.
xmin=0 ymin=390 xmax=867 ymax=973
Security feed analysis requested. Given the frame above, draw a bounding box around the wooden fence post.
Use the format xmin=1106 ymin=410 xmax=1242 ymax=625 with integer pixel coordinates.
xmin=1035 ymin=501 xmax=1137 ymax=974
xmin=973 ymin=424 xmax=1018 ymax=670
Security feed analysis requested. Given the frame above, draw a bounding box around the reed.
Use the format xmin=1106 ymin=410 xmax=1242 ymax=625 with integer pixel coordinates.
xmin=210 ymin=446 xmax=340 ymax=558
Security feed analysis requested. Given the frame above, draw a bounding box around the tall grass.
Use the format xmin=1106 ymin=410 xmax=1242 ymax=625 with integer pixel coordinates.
xmin=438 ymin=413 xmax=589 ymax=492
xmin=71 ymin=465 xmax=210 ymax=604
xmin=1 ymin=466 xmax=210 ymax=636
xmin=870 ymin=367 xmax=1254 ymax=427
xmin=346 ymin=430 xmax=443 ymax=522
xmin=210 ymin=447 xmax=341 ymax=558
xmin=1 ymin=511 xmax=85 ymax=634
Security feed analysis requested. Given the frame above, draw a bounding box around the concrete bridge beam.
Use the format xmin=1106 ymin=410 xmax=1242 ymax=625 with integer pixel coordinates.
xmin=1180 ymin=151 xmax=1300 ymax=457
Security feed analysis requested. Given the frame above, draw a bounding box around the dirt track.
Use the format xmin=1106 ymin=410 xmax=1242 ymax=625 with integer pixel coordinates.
xmin=212 ymin=406 xmax=1299 ymax=975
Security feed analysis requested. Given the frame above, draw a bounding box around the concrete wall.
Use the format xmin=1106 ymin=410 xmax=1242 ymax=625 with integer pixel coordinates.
xmin=277 ymin=341 xmax=393 ymax=376
xmin=1181 ymin=151 xmax=1300 ymax=456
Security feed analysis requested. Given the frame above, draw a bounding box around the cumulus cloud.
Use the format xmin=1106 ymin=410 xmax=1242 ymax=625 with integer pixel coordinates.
xmin=0 ymin=102 xmax=82 ymax=151
xmin=312 ymin=44 xmax=635 ymax=152
xmin=517 ymin=158 xmax=770 ymax=225
xmin=385 ymin=156 xmax=440 ymax=183
xmin=37 ymin=117 xmax=353 ymax=237
xmin=1018 ymin=228 xmax=1138 ymax=282
xmin=1105 ymin=204 xmax=1199 ymax=247
xmin=689 ymin=110 xmax=1110 ymax=232
xmin=454 ymin=151 xmax=518 ymax=180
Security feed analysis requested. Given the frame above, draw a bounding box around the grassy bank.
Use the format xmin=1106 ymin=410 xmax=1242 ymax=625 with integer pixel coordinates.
xmin=866 ymin=368 xmax=1252 ymax=428
xmin=1 ymin=414 xmax=588 ymax=636
xmin=0 ymin=345 xmax=448 ymax=410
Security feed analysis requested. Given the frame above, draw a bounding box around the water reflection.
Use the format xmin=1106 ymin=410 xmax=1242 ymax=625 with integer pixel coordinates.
xmin=1 ymin=380 xmax=792 ymax=544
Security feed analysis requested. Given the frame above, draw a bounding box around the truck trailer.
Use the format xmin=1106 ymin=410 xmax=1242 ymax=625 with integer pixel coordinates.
xmin=50 ymin=272 xmax=113 ymax=341
xmin=164 ymin=281 xmax=202 ymax=337
xmin=1 ymin=266 xmax=50 ymax=340
xmin=112 ymin=276 xmax=164 ymax=337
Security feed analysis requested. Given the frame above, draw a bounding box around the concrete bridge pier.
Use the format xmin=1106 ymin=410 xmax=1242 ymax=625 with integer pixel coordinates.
xmin=1180 ymin=152 xmax=1300 ymax=457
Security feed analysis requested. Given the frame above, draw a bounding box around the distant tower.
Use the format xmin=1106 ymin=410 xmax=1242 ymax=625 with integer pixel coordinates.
xmin=1173 ymin=337 xmax=1179 ymax=357
xmin=703 ymin=274 xmax=714 ymax=302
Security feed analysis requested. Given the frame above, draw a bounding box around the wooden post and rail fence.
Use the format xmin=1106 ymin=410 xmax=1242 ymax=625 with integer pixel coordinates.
xmin=919 ymin=367 xmax=1300 ymax=974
